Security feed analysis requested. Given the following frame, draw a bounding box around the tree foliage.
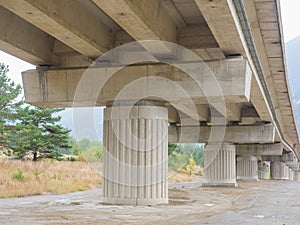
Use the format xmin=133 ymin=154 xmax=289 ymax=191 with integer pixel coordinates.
xmin=0 ymin=63 xmax=22 ymax=120
xmin=7 ymin=106 xmax=71 ymax=160
xmin=0 ymin=63 xmax=72 ymax=160
xmin=168 ymin=143 xmax=204 ymax=170
xmin=0 ymin=63 xmax=22 ymax=149
xmin=70 ymin=138 xmax=103 ymax=162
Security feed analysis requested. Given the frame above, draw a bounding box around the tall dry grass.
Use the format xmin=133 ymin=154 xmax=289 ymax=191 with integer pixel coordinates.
xmin=0 ymin=159 xmax=102 ymax=198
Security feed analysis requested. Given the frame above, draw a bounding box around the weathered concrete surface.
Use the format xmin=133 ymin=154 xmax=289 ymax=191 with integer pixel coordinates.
xmin=203 ymin=143 xmax=237 ymax=187
xmin=236 ymin=143 xmax=283 ymax=156
xmin=1 ymin=178 xmax=300 ymax=225
xmin=258 ymin=161 xmax=270 ymax=180
xmin=169 ymin=124 xmax=275 ymax=144
xmin=102 ymin=105 xmax=168 ymax=205
xmin=271 ymin=161 xmax=289 ymax=180
xmin=21 ymin=59 xmax=252 ymax=108
xmin=1 ymin=0 xmax=299 ymax=158
xmin=237 ymin=155 xmax=258 ymax=181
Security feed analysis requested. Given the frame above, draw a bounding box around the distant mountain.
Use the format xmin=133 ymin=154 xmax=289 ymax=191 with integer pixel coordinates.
xmin=286 ymin=36 xmax=300 ymax=134
xmin=286 ymin=37 xmax=300 ymax=97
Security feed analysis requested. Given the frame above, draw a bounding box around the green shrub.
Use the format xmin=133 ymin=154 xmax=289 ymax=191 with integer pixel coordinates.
xmin=12 ymin=168 xmax=26 ymax=181
xmin=81 ymin=146 xmax=102 ymax=162
xmin=66 ymin=156 xmax=78 ymax=162
xmin=33 ymin=170 xmax=42 ymax=178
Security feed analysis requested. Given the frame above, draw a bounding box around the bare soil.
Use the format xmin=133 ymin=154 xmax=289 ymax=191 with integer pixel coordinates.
xmin=1 ymin=177 xmax=300 ymax=225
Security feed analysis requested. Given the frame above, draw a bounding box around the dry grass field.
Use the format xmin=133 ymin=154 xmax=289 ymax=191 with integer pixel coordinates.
xmin=0 ymin=158 xmax=198 ymax=198
xmin=0 ymin=159 xmax=102 ymax=198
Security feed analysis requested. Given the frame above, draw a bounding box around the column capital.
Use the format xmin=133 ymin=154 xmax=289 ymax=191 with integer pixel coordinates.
xmin=106 ymin=99 xmax=167 ymax=107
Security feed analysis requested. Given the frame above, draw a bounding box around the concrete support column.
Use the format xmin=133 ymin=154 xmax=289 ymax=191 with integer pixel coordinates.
xmin=283 ymin=164 xmax=290 ymax=180
xmin=289 ymin=169 xmax=294 ymax=181
xmin=237 ymin=156 xmax=258 ymax=181
xmin=203 ymin=143 xmax=237 ymax=187
xmin=295 ymin=172 xmax=300 ymax=181
xmin=102 ymin=102 xmax=168 ymax=205
xmin=258 ymin=161 xmax=270 ymax=180
xmin=271 ymin=161 xmax=289 ymax=180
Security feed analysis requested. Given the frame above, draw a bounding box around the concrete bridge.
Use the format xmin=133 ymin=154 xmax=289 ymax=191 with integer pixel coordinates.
xmin=1 ymin=0 xmax=299 ymax=205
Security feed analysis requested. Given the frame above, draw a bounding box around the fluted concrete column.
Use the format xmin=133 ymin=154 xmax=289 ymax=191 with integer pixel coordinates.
xmin=289 ymin=169 xmax=294 ymax=181
xmin=203 ymin=143 xmax=237 ymax=187
xmin=283 ymin=164 xmax=290 ymax=180
xmin=237 ymin=156 xmax=258 ymax=181
xmin=258 ymin=161 xmax=270 ymax=180
xmin=102 ymin=102 xmax=168 ymax=205
xmin=271 ymin=161 xmax=289 ymax=180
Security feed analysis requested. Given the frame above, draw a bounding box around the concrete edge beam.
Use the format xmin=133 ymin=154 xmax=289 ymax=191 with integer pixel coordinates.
xmin=169 ymin=124 xmax=275 ymax=144
xmin=236 ymin=143 xmax=283 ymax=156
xmin=22 ymin=59 xmax=252 ymax=108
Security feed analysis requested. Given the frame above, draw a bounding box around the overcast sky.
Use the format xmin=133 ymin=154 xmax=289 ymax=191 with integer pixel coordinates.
xmin=0 ymin=0 xmax=299 ymax=84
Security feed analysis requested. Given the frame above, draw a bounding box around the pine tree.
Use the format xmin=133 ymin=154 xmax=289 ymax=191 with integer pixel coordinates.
xmin=168 ymin=143 xmax=179 ymax=155
xmin=0 ymin=63 xmax=72 ymax=160
xmin=8 ymin=106 xmax=72 ymax=161
xmin=0 ymin=63 xmax=22 ymax=149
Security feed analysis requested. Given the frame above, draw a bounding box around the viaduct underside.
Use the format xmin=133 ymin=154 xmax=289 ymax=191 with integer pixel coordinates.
xmin=0 ymin=0 xmax=299 ymax=205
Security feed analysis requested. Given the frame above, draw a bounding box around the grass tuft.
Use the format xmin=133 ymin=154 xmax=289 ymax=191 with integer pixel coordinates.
xmin=12 ymin=168 xmax=26 ymax=181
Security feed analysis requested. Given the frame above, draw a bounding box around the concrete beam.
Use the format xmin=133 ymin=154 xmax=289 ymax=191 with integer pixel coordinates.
xmin=22 ymin=59 xmax=252 ymax=108
xmin=193 ymin=48 xmax=225 ymax=60
xmin=295 ymin=145 xmax=300 ymax=161
xmin=167 ymin=104 xmax=208 ymax=125
xmin=167 ymin=105 xmax=180 ymax=124
xmin=172 ymin=103 xmax=209 ymax=123
xmin=212 ymin=103 xmax=242 ymax=122
xmin=195 ymin=0 xmax=273 ymax=124
xmin=178 ymin=25 xmax=220 ymax=50
xmin=262 ymin=155 xmax=281 ymax=162
xmin=169 ymin=124 xmax=275 ymax=144
xmin=236 ymin=143 xmax=283 ymax=156
xmin=92 ymin=0 xmax=176 ymax=43
xmin=51 ymin=40 xmax=94 ymax=68
xmin=250 ymin=79 xmax=272 ymax=122
xmin=0 ymin=7 xmax=96 ymax=68
xmin=92 ymin=0 xmax=221 ymax=60
xmin=244 ymin=0 xmax=299 ymax=151
xmin=92 ymin=0 xmax=179 ymax=58
xmin=0 ymin=0 xmax=111 ymax=58
xmin=0 ymin=6 xmax=56 ymax=66
xmin=194 ymin=0 xmax=245 ymax=56
xmin=240 ymin=106 xmax=262 ymax=124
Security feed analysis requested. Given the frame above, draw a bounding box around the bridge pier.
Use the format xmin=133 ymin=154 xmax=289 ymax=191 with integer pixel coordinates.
xmin=202 ymin=143 xmax=237 ymax=187
xmin=258 ymin=161 xmax=270 ymax=180
xmin=289 ymin=169 xmax=294 ymax=181
xmin=102 ymin=102 xmax=168 ymax=206
xmin=236 ymin=156 xmax=258 ymax=181
xmin=270 ymin=161 xmax=289 ymax=180
xmin=295 ymin=172 xmax=300 ymax=181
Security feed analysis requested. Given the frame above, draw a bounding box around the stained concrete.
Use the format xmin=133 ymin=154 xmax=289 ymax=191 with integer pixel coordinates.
xmin=102 ymin=105 xmax=168 ymax=205
xmin=237 ymin=156 xmax=258 ymax=181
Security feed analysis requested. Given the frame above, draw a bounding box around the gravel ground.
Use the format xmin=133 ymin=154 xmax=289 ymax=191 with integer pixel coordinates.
xmin=0 ymin=177 xmax=299 ymax=225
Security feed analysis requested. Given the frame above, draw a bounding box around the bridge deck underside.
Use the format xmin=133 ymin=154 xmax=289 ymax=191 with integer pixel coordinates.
xmin=0 ymin=0 xmax=298 ymax=156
